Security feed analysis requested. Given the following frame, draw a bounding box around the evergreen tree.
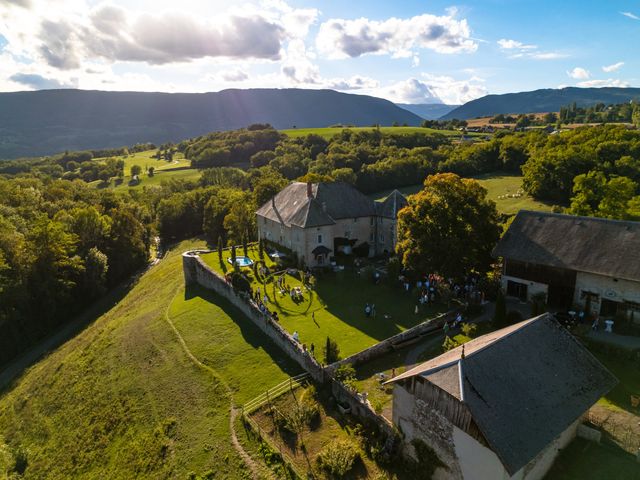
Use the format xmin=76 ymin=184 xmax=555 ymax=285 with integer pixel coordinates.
xmin=217 ymin=236 xmax=224 ymax=265
xmin=258 ymin=237 xmax=265 ymax=260
xmin=242 ymin=233 xmax=248 ymax=257
xmin=323 ymin=337 xmax=340 ymax=365
xmin=493 ymin=288 xmax=507 ymax=328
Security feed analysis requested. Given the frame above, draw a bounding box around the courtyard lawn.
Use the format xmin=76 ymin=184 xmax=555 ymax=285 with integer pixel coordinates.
xmin=201 ymin=246 xmax=447 ymax=358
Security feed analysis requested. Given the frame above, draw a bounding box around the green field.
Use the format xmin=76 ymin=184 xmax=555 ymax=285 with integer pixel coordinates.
xmin=280 ymin=126 xmax=485 ymax=139
xmin=372 ymin=172 xmax=555 ymax=215
xmin=201 ymin=246 xmax=446 ymax=358
xmin=91 ymin=150 xmax=202 ymax=191
xmin=0 ymin=240 xmax=298 ymax=479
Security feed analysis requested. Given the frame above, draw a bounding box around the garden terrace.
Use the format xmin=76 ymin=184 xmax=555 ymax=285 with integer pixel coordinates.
xmin=200 ymin=245 xmax=448 ymax=358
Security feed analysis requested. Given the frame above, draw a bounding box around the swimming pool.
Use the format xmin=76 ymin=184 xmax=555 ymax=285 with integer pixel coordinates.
xmin=228 ymin=256 xmax=254 ymax=267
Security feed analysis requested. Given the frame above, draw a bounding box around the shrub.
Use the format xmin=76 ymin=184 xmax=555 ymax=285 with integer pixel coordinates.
xmin=334 ymin=363 xmax=357 ymax=389
xmin=442 ymin=336 xmax=460 ymax=352
xmin=230 ymin=271 xmax=251 ymax=294
xmin=316 ymin=439 xmax=360 ymax=478
xmin=461 ymin=322 xmax=478 ymax=338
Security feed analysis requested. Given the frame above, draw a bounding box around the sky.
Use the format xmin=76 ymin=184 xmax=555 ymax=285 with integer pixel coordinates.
xmin=0 ymin=0 xmax=638 ymax=105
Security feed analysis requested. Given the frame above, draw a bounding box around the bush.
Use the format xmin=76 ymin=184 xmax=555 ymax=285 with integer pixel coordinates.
xmin=334 ymin=363 xmax=357 ymax=389
xmin=230 ymin=271 xmax=251 ymax=294
xmin=442 ymin=335 xmax=460 ymax=352
xmin=316 ymin=439 xmax=360 ymax=478
xmin=461 ymin=322 xmax=478 ymax=338
xmin=407 ymin=439 xmax=447 ymax=480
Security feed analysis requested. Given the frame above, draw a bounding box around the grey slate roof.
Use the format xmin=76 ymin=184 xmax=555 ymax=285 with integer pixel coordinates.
xmin=376 ymin=190 xmax=408 ymax=218
xmin=256 ymin=182 xmax=377 ymax=228
xmin=493 ymin=210 xmax=640 ymax=282
xmin=388 ymin=314 xmax=617 ymax=475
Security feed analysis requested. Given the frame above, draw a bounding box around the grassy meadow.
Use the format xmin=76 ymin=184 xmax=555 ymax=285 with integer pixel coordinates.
xmin=0 ymin=239 xmax=300 ymax=479
xmin=201 ymin=246 xmax=446 ymax=359
xmin=280 ymin=126 xmax=485 ymax=139
xmin=372 ymin=172 xmax=555 ymax=215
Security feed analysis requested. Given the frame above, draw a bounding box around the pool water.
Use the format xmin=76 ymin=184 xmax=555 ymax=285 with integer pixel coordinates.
xmin=228 ymin=256 xmax=254 ymax=267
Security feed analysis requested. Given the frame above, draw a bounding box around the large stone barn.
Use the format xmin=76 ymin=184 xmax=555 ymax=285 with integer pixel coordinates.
xmin=256 ymin=182 xmax=407 ymax=267
xmin=493 ymin=210 xmax=640 ymax=318
xmin=386 ymin=314 xmax=616 ymax=480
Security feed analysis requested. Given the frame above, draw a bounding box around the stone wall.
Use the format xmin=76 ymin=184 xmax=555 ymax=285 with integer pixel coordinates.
xmin=327 ymin=310 xmax=457 ymax=374
xmin=182 ymin=251 xmax=325 ymax=383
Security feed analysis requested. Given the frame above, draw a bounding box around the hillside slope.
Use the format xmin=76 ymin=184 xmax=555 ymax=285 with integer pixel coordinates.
xmin=442 ymin=87 xmax=640 ymax=119
xmin=396 ymin=103 xmax=459 ymax=119
xmin=0 ymin=88 xmax=423 ymax=158
xmin=0 ymin=240 xmax=299 ymax=479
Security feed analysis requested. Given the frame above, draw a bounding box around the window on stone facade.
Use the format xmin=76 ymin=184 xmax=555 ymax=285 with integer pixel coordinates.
xmin=353 ymin=218 xmax=358 ymax=223
xmin=380 ymin=233 xmax=385 ymax=242
xmin=317 ymin=234 xmax=323 ymax=243
xmin=370 ymin=217 xmax=374 ymax=226
xmin=344 ymin=231 xmax=351 ymax=238
xmin=369 ymin=233 xmax=374 ymax=242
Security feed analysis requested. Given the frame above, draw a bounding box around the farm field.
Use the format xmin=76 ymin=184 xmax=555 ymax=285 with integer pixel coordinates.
xmin=0 ymin=239 xmax=297 ymax=479
xmin=372 ymin=172 xmax=555 ymax=215
xmin=201 ymin=246 xmax=447 ymax=358
xmin=280 ymin=126 xmax=486 ymax=139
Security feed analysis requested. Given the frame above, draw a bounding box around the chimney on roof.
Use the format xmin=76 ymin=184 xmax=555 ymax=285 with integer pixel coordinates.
xmin=307 ymin=182 xmax=313 ymax=198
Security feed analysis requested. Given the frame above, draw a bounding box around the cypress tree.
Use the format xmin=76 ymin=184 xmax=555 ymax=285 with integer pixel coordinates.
xmin=493 ymin=288 xmax=507 ymax=328
xmin=242 ymin=233 xmax=248 ymax=257
xmin=217 ymin=236 xmax=224 ymax=265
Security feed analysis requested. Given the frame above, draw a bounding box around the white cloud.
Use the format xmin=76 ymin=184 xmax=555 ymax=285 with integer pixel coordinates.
xmin=326 ymin=76 xmax=379 ymax=90
xmin=497 ymin=39 xmax=536 ymax=50
xmin=220 ymin=69 xmax=249 ymax=82
xmin=621 ymin=11 xmax=640 ymax=20
xmin=316 ymin=13 xmax=478 ymax=59
xmin=367 ymin=75 xmax=487 ymax=105
xmin=577 ymin=78 xmax=630 ymax=88
xmin=529 ymin=52 xmax=568 ymax=60
xmin=8 ymin=72 xmax=77 ymax=89
xmin=497 ymin=38 xmax=567 ymax=60
xmin=567 ymin=67 xmax=590 ymax=80
xmin=602 ymin=61 xmax=624 ymax=73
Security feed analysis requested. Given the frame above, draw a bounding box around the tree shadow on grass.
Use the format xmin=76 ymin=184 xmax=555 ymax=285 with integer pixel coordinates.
xmin=314 ymin=271 xmax=446 ymax=343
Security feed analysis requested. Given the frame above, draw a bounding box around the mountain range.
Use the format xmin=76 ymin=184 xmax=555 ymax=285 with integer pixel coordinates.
xmin=442 ymin=87 xmax=640 ymax=120
xmin=0 ymin=88 xmax=422 ymax=159
xmin=395 ymin=103 xmax=459 ymax=120
xmin=2 ymin=86 xmax=640 ymax=159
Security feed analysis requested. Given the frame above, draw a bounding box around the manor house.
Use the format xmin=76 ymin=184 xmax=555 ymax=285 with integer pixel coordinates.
xmin=256 ymin=182 xmax=407 ymax=267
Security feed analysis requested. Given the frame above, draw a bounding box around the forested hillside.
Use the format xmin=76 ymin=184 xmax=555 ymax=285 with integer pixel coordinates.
xmin=2 ymin=123 xmax=640 ymax=366
xmin=443 ymin=87 xmax=640 ymax=119
xmin=0 ymin=89 xmax=422 ymax=159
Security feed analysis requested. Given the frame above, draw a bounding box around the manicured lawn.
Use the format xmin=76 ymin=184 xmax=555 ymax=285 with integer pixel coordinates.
xmin=371 ymin=172 xmax=555 ymax=215
xmin=280 ymin=126 xmax=485 ymax=140
xmin=201 ymin=246 xmax=447 ymax=358
xmin=592 ymin=351 xmax=640 ymax=414
xmin=545 ymin=438 xmax=640 ymax=480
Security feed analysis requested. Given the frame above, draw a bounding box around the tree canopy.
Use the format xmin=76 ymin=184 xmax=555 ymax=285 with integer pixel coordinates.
xmin=396 ymin=173 xmax=501 ymax=279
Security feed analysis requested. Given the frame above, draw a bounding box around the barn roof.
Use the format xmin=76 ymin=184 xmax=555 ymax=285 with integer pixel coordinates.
xmin=256 ymin=182 xmax=376 ymax=228
xmin=388 ymin=314 xmax=617 ymax=475
xmin=493 ymin=210 xmax=640 ymax=282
